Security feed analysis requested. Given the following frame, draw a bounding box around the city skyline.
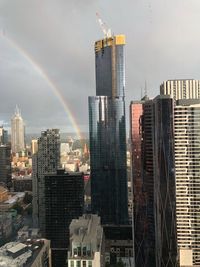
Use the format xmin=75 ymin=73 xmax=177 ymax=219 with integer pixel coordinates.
xmin=1 ymin=0 xmax=200 ymax=133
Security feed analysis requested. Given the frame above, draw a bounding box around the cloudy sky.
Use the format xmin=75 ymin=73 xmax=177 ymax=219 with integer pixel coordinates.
xmin=0 ymin=0 xmax=200 ymax=134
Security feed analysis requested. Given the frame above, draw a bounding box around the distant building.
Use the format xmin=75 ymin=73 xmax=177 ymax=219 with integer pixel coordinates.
xmin=0 ymin=126 xmax=8 ymax=145
xmin=160 ymin=79 xmax=200 ymax=100
xmin=0 ymin=186 xmax=8 ymax=202
xmin=0 ymin=239 xmax=51 ymax=267
xmin=12 ymin=176 xmax=32 ymax=192
xmin=32 ymin=129 xmax=60 ymax=232
xmin=89 ymin=34 xmax=128 ymax=225
xmin=68 ymin=214 xmax=104 ymax=267
xmin=11 ymin=106 xmax=25 ymax=153
xmin=31 ymin=139 xmax=38 ymax=155
xmin=0 ymin=145 xmax=12 ymax=188
xmin=0 ymin=212 xmax=12 ymax=243
xmin=45 ymin=169 xmax=84 ymax=267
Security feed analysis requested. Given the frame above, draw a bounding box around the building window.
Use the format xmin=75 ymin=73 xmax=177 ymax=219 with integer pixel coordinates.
xmin=70 ymin=261 xmax=74 ymax=267
xmin=88 ymin=261 xmax=92 ymax=267
xmin=76 ymin=261 xmax=81 ymax=267
xmin=82 ymin=261 xmax=86 ymax=267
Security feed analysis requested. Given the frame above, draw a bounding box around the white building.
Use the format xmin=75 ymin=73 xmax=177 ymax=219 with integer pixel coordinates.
xmin=161 ymin=80 xmax=200 ymax=266
xmin=160 ymin=79 xmax=200 ymax=100
xmin=68 ymin=214 xmax=104 ymax=267
xmin=11 ymin=106 xmax=25 ymax=153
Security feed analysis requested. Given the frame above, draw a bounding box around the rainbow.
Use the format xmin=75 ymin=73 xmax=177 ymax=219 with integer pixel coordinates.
xmin=1 ymin=33 xmax=82 ymax=139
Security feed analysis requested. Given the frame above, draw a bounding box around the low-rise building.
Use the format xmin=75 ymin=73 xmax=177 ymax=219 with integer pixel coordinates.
xmin=103 ymin=225 xmax=134 ymax=267
xmin=0 ymin=239 xmax=51 ymax=267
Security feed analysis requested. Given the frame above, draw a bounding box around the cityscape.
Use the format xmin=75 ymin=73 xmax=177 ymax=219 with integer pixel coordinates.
xmin=0 ymin=1 xmax=200 ymax=267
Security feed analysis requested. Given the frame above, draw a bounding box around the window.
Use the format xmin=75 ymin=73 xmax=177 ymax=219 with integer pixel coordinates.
xmin=70 ymin=261 xmax=74 ymax=267
xmin=82 ymin=261 xmax=86 ymax=267
xmin=88 ymin=261 xmax=92 ymax=267
xmin=76 ymin=261 xmax=81 ymax=267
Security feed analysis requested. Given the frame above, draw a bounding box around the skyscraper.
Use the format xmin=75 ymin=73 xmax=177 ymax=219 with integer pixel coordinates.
xmin=11 ymin=106 xmax=25 ymax=153
xmin=45 ymin=170 xmax=84 ymax=267
xmin=161 ymin=80 xmax=200 ymax=266
xmin=32 ymin=129 xmax=60 ymax=233
xmin=0 ymin=126 xmax=8 ymax=145
xmin=160 ymin=79 xmax=200 ymax=100
xmin=0 ymin=145 xmax=11 ymax=189
xmin=89 ymin=34 xmax=128 ymax=225
xmin=130 ymin=95 xmax=177 ymax=267
xmin=174 ymin=99 xmax=200 ymax=266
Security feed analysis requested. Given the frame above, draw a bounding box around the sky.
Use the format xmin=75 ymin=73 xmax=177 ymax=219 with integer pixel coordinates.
xmin=0 ymin=0 xmax=200 ymax=134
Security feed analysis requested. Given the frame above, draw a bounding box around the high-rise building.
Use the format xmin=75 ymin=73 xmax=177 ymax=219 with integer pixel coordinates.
xmin=11 ymin=106 xmax=25 ymax=153
xmin=0 ymin=145 xmax=12 ymax=189
xmin=161 ymin=80 xmax=200 ymax=266
xmin=32 ymin=129 xmax=60 ymax=233
xmin=153 ymin=95 xmax=177 ymax=267
xmin=0 ymin=126 xmax=8 ymax=145
xmin=160 ymin=79 xmax=200 ymax=100
xmin=174 ymin=99 xmax=200 ymax=266
xmin=31 ymin=139 xmax=38 ymax=155
xmin=45 ymin=169 xmax=84 ymax=267
xmin=130 ymin=95 xmax=177 ymax=267
xmin=89 ymin=34 xmax=128 ymax=225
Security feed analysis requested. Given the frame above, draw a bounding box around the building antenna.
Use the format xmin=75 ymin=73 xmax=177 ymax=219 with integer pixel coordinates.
xmin=144 ymin=80 xmax=148 ymax=97
xmin=96 ymin=12 xmax=112 ymax=38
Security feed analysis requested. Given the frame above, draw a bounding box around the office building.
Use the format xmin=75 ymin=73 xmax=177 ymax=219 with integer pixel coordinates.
xmin=68 ymin=214 xmax=104 ymax=267
xmin=160 ymin=79 xmax=200 ymax=100
xmin=89 ymin=34 xmax=128 ymax=225
xmin=45 ymin=169 xmax=84 ymax=267
xmin=31 ymin=139 xmax=38 ymax=155
xmin=11 ymin=106 xmax=25 ymax=153
xmin=32 ymin=129 xmax=60 ymax=233
xmin=0 ymin=145 xmax=12 ymax=188
xmin=104 ymin=225 xmax=134 ymax=266
xmin=0 ymin=126 xmax=8 ymax=145
xmin=153 ymin=95 xmax=177 ymax=267
xmin=174 ymin=99 xmax=200 ymax=266
xmin=130 ymin=95 xmax=177 ymax=267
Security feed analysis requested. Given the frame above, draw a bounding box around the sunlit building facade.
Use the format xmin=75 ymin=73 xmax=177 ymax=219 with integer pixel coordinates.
xmin=174 ymin=99 xmax=200 ymax=266
xmin=89 ymin=35 xmax=128 ymax=225
xmin=160 ymin=79 xmax=200 ymax=100
xmin=11 ymin=106 xmax=25 ymax=153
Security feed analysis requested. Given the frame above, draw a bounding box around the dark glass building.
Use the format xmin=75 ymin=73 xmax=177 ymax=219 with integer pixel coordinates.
xmin=45 ymin=169 xmax=84 ymax=267
xmin=89 ymin=35 xmax=128 ymax=225
xmin=130 ymin=95 xmax=177 ymax=267
xmin=0 ymin=145 xmax=12 ymax=189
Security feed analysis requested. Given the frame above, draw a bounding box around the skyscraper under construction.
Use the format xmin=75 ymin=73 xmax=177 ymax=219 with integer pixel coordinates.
xmin=89 ymin=34 xmax=128 ymax=225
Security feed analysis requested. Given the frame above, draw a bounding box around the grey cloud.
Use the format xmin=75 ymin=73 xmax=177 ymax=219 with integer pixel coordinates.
xmin=1 ymin=0 xmax=200 ymax=133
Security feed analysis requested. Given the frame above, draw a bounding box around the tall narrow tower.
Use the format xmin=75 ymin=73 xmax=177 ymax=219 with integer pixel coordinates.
xmin=11 ymin=106 xmax=25 ymax=153
xmin=89 ymin=33 xmax=128 ymax=224
xmin=32 ymin=129 xmax=60 ymax=233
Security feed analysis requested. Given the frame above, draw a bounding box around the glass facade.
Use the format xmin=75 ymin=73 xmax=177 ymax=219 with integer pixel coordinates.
xmin=153 ymin=96 xmax=177 ymax=267
xmin=130 ymin=96 xmax=177 ymax=267
xmin=89 ymin=35 xmax=128 ymax=225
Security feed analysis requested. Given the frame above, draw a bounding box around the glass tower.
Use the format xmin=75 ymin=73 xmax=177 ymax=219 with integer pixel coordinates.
xmin=89 ymin=35 xmax=128 ymax=225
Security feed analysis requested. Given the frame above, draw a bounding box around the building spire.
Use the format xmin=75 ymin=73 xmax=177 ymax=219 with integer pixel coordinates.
xmin=15 ymin=105 xmax=21 ymax=116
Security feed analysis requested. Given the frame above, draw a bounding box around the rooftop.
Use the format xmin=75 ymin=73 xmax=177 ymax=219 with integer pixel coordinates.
xmin=0 ymin=239 xmax=50 ymax=267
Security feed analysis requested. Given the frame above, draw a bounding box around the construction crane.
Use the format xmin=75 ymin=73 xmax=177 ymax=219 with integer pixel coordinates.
xmin=96 ymin=12 xmax=112 ymax=38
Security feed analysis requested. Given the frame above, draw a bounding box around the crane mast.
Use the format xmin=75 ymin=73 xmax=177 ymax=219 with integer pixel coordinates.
xmin=96 ymin=12 xmax=112 ymax=38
